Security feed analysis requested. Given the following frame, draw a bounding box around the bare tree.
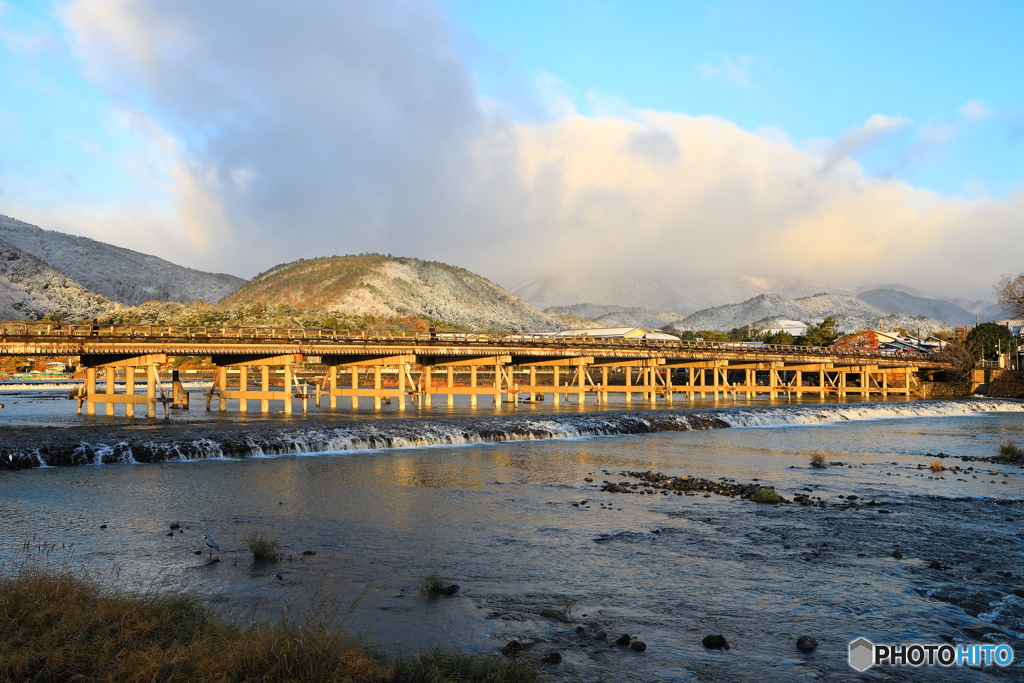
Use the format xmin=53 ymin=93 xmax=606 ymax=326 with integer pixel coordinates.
xmin=995 ymin=273 xmax=1024 ymax=318
xmin=938 ymin=339 xmax=979 ymax=381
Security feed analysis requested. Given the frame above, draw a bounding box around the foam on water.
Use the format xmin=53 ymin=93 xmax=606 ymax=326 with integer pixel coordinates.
xmin=2 ymin=397 xmax=1022 ymax=468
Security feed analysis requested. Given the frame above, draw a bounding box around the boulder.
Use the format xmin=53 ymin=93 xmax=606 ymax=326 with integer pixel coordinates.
xmin=702 ymin=634 xmax=730 ymax=650
xmin=796 ymin=635 xmax=818 ymax=653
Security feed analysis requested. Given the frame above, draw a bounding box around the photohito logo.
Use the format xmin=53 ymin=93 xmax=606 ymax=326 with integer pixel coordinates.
xmin=849 ymin=638 xmax=1014 ymax=671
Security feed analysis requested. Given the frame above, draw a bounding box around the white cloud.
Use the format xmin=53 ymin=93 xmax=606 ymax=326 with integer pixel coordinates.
xmin=820 ymin=114 xmax=913 ymax=174
xmin=959 ymin=99 xmax=990 ymax=120
xmin=49 ymin=0 xmax=1024 ymax=300
xmin=696 ymin=54 xmax=756 ymax=88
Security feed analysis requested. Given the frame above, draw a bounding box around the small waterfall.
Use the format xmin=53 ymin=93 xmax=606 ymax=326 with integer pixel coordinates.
xmin=1 ymin=398 xmax=1021 ymax=469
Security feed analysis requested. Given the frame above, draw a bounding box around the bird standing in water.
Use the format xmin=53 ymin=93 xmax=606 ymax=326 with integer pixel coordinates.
xmin=202 ymin=534 xmax=219 ymax=560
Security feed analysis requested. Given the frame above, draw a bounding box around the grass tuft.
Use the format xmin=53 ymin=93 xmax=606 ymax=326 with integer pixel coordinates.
xmin=930 ymin=460 xmax=944 ymax=473
xmin=997 ymin=441 xmax=1022 ymax=460
xmin=751 ymin=487 xmax=782 ymax=504
xmin=0 ymin=569 xmax=538 ymax=683
xmin=245 ymin=532 xmax=280 ymax=562
xmin=557 ymin=596 xmax=577 ymax=619
xmin=809 ymin=453 xmax=827 ymax=468
xmin=418 ymin=572 xmax=451 ymax=594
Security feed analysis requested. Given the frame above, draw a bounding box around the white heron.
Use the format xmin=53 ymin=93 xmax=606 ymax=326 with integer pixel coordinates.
xmin=202 ymin=534 xmax=219 ymax=560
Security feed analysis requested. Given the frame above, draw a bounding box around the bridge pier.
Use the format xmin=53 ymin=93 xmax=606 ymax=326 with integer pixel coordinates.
xmin=78 ymin=353 xmax=169 ymax=418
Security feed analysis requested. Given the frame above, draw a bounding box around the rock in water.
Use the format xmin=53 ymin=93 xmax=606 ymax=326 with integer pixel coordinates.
xmin=892 ymin=549 xmax=903 ymax=560
xmin=631 ymin=641 xmax=647 ymax=652
xmin=541 ymin=652 xmax=562 ymax=664
xmin=796 ymin=635 xmax=818 ymax=653
xmin=439 ymin=584 xmax=460 ymax=595
xmin=501 ymin=641 xmax=523 ymax=657
xmin=615 ymin=634 xmax=632 ymax=646
xmin=702 ymin=634 xmax=730 ymax=650
xmin=594 ymin=631 xmax=608 ymax=641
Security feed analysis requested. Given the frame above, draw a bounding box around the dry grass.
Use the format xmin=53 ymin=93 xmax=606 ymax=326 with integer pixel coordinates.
xmin=809 ymin=453 xmax=827 ymax=469
xmin=930 ymin=460 xmax=945 ymax=473
xmin=245 ymin=531 xmax=280 ymax=563
xmin=0 ymin=569 xmax=538 ymax=682
xmin=997 ymin=441 xmax=1022 ymax=460
xmin=751 ymin=487 xmax=782 ymax=504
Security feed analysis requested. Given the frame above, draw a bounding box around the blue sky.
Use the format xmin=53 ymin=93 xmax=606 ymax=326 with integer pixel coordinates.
xmin=443 ymin=0 xmax=1023 ymax=197
xmin=0 ymin=1 xmax=1021 ymax=299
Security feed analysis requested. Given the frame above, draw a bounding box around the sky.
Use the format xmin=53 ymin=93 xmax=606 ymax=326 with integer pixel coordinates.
xmin=0 ymin=0 xmax=1021 ymax=300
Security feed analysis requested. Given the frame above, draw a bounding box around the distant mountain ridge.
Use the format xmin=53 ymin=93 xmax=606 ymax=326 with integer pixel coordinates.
xmin=221 ymin=254 xmax=562 ymax=333
xmin=673 ymin=293 xmax=950 ymax=334
xmin=543 ymin=303 xmax=686 ymax=330
xmin=0 ymin=214 xmax=244 ymax=305
xmin=513 ymin=272 xmax=1003 ymax=325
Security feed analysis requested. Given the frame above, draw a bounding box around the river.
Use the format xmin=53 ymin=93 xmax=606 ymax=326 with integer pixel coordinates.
xmin=1 ymin=389 xmax=1023 ymax=681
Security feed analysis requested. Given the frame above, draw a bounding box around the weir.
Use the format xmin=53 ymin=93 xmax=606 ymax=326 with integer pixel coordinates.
xmin=0 ymin=323 xmax=945 ymax=418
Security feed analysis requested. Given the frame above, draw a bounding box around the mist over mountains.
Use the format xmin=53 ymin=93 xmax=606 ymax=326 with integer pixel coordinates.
xmin=0 ymin=213 xmax=1006 ymax=333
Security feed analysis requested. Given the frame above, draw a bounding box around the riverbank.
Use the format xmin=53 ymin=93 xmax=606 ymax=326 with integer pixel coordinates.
xmin=0 ymin=568 xmax=538 ymax=682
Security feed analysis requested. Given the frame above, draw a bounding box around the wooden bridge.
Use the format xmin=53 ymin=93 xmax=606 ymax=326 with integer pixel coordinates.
xmin=0 ymin=322 xmax=951 ymax=418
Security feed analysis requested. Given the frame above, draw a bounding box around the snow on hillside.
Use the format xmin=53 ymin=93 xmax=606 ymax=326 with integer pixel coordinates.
xmin=513 ymin=273 xmax=852 ymax=314
xmin=674 ymin=293 xmax=950 ymax=334
xmin=223 ymin=255 xmax=563 ymax=333
xmin=544 ymin=303 xmax=686 ymax=330
xmin=856 ymin=289 xmax=977 ymax=325
xmin=0 ymin=214 xmax=245 ymax=305
xmin=0 ymin=241 xmax=118 ymax=321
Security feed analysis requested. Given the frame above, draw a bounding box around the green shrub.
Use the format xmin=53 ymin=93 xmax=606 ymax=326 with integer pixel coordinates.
xmin=751 ymin=487 xmax=781 ymax=503
xmin=245 ymin=532 xmax=280 ymax=562
xmin=809 ymin=453 xmax=826 ymax=468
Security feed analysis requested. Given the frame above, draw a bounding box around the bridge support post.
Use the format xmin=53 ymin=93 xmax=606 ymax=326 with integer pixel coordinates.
xmin=447 ymin=367 xmax=454 ymax=406
xmin=146 ymin=365 xmax=157 ymax=418
xmin=494 ymin=361 xmax=501 ymax=408
xmin=283 ymin=365 xmax=293 ymax=414
xmin=328 ymin=366 xmax=337 ymax=408
xmin=623 ymin=367 xmax=631 ymax=403
xmin=577 ymin=365 xmax=585 ymax=405
xmin=552 ymin=366 xmax=560 ymax=405
xmin=423 ymin=366 xmax=432 ymax=407
xmin=83 ymin=368 xmax=96 ymax=415
xmin=373 ymin=367 xmax=382 ymax=410
xmin=104 ymin=368 xmax=115 ymax=416
xmin=398 ymin=363 xmax=407 ymax=411
xmin=469 ymin=366 xmax=478 ymax=407
xmin=125 ymin=366 xmax=136 ymax=418
xmin=238 ymin=367 xmax=248 ymax=412
xmin=261 ymin=367 xmax=270 ymax=413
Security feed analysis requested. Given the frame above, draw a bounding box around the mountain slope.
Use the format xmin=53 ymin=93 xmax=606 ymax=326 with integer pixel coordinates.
xmin=513 ymin=273 xmax=852 ymax=315
xmin=0 ymin=214 xmax=245 ymax=305
xmin=544 ymin=303 xmax=686 ymax=330
xmin=856 ymin=289 xmax=977 ymax=325
xmin=0 ymin=240 xmax=117 ymax=321
xmin=675 ymin=293 xmax=949 ymax=333
xmin=221 ymin=255 xmax=562 ymax=333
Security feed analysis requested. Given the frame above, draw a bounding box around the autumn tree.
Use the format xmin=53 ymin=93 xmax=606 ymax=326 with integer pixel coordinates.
xmin=995 ymin=273 xmax=1024 ymax=318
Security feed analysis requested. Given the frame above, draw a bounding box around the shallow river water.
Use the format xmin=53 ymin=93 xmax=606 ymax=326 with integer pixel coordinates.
xmin=1 ymin=391 xmax=1024 ymax=681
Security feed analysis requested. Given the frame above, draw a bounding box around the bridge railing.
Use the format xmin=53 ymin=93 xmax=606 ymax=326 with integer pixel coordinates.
xmin=0 ymin=322 xmax=936 ymax=362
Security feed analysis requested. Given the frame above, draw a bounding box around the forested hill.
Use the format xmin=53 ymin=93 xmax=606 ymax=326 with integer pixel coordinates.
xmin=220 ymin=255 xmax=562 ymax=333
